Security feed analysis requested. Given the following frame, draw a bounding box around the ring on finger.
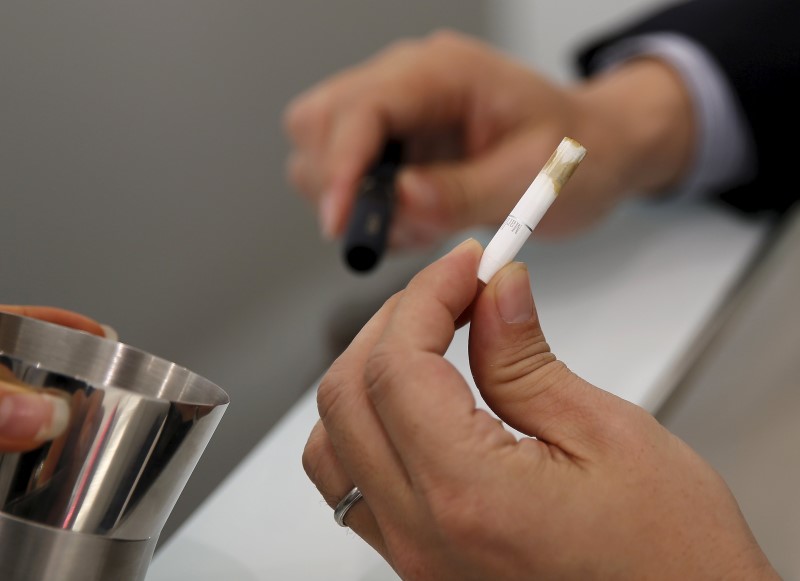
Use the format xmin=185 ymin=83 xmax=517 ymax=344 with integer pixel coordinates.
xmin=333 ymin=486 xmax=364 ymax=527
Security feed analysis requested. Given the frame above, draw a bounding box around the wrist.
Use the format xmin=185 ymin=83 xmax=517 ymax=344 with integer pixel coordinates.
xmin=571 ymin=58 xmax=695 ymax=197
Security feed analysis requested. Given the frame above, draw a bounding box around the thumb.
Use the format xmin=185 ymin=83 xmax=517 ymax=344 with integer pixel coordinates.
xmin=468 ymin=262 xmax=617 ymax=454
xmin=397 ymin=138 xmax=539 ymax=234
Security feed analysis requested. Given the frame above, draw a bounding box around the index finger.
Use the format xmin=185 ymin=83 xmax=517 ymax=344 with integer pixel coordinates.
xmin=0 ymin=305 xmax=105 ymax=337
xmin=364 ymin=239 xmax=518 ymax=478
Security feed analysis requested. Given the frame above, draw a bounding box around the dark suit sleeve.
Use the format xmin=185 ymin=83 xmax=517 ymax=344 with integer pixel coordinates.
xmin=576 ymin=0 xmax=800 ymax=215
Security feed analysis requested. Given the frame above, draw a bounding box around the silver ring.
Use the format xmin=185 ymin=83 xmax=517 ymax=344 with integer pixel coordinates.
xmin=333 ymin=486 xmax=363 ymax=527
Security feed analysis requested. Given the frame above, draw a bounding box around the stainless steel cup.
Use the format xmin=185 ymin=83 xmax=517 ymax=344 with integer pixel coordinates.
xmin=0 ymin=312 xmax=229 ymax=580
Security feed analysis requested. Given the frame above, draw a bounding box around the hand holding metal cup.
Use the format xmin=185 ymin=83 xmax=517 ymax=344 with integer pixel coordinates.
xmin=0 ymin=311 xmax=229 ymax=581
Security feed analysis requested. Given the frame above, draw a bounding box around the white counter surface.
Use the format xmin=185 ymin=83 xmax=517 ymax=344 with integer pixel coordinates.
xmin=149 ymin=201 xmax=769 ymax=580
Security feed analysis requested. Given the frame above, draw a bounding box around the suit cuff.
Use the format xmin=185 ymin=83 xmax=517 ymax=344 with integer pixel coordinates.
xmin=586 ymin=32 xmax=756 ymax=201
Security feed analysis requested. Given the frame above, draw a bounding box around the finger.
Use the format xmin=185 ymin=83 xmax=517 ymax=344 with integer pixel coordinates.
xmin=318 ymin=107 xmax=386 ymax=239
xmin=282 ymin=83 xmax=333 ymax=153
xmin=468 ymin=263 xmax=625 ymax=456
xmin=0 ymin=305 xmax=103 ymax=452
xmin=285 ymin=74 xmax=385 ymax=240
xmin=379 ymin=238 xmax=482 ymax=354
xmin=396 ymin=131 xmax=560 ymax=234
xmin=303 ymin=420 xmax=389 ymax=559
xmin=365 ymin=239 xmax=518 ymax=481
xmin=316 ymin=293 xmax=415 ymax=530
xmin=286 ymin=151 xmax=325 ymax=205
xmin=0 ymin=305 xmax=105 ymax=337
xmin=0 ymin=380 xmax=70 ymax=452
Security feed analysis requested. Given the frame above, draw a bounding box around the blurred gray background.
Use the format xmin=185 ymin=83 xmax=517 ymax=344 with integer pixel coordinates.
xmin=2 ymin=0 xmax=797 ymax=575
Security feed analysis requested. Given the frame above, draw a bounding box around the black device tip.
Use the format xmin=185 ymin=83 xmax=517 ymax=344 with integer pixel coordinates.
xmin=342 ymin=139 xmax=403 ymax=274
xmin=345 ymin=245 xmax=379 ymax=272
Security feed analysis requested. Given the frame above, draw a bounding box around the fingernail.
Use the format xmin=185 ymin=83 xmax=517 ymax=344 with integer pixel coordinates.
xmin=449 ymin=237 xmax=482 ymax=256
xmin=319 ymin=193 xmax=337 ymax=240
xmin=495 ymin=263 xmax=533 ymax=324
xmin=399 ymin=170 xmax=441 ymax=211
xmin=100 ymin=324 xmax=119 ymax=341
xmin=0 ymin=392 xmax=70 ymax=441
xmin=37 ymin=395 xmax=70 ymax=440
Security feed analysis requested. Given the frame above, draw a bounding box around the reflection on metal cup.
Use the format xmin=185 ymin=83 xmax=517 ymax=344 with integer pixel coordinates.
xmin=0 ymin=312 xmax=229 ymax=580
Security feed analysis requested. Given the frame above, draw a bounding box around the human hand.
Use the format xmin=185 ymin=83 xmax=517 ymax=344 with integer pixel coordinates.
xmin=0 ymin=305 xmax=107 ymax=452
xmin=303 ymin=240 xmax=776 ymax=580
xmin=284 ymin=31 xmax=693 ymax=248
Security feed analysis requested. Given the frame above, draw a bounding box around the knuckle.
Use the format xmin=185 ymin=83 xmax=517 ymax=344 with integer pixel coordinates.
xmin=315 ymin=363 xmax=350 ymax=422
xmin=378 ymin=289 xmax=405 ymax=319
xmin=283 ymin=92 xmax=329 ymax=144
xmin=491 ymin=333 xmax=557 ymax=386
xmin=282 ymin=98 xmax=308 ymax=139
xmin=285 ymin=153 xmax=319 ymax=201
xmin=363 ymin=343 xmax=401 ymax=407
xmin=379 ymin=36 xmax=420 ymax=58
xmin=301 ymin=430 xmax=342 ymax=507
xmin=301 ymin=428 xmax=326 ymax=484
xmin=426 ymin=28 xmax=467 ymax=51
